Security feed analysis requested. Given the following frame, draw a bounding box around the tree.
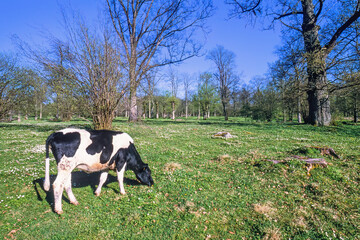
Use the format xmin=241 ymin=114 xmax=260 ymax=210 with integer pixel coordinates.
xmin=182 ymin=73 xmax=193 ymax=118
xmin=197 ymin=72 xmax=217 ymax=119
xmin=0 ymin=54 xmax=23 ymax=121
xmin=31 ymin=13 xmax=127 ymax=129
xmin=140 ymin=70 xmax=160 ymax=118
xmin=250 ymin=77 xmax=279 ymax=121
xmin=227 ymin=0 xmax=360 ymax=126
xmin=106 ymin=0 xmax=214 ymax=122
xmin=238 ymin=86 xmax=252 ymax=119
xmin=207 ymin=45 xmax=238 ymax=120
xmin=270 ymin=36 xmax=307 ymax=123
xmin=18 ymin=68 xmax=47 ymax=120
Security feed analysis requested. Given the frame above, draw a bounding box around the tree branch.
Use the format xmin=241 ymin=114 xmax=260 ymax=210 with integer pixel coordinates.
xmin=325 ymin=6 xmax=360 ymax=53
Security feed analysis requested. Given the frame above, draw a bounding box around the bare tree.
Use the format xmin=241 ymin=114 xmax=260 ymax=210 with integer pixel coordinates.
xmin=271 ymin=35 xmax=307 ymax=123
xmin=182 ymin=73 xmax=193 ymax=118
xmin=0 ymin=54 xmax=18 ymax=120
xmin=227 ymin=0 xmax=360 ymax=126
xmin=19 ymin=11 xmax=128 ymax=129
xmin=141 ymin=70 xmax=160 ymax=118
xmin=106 ymin=0 xmax=214 ymax=122
xmin=197 ymin=72 xmax=217 ymax=120
xmin=168 ymin=68 xmax=179 ymax=120
xmin=207 ymin=45 xmax=238 ymax=121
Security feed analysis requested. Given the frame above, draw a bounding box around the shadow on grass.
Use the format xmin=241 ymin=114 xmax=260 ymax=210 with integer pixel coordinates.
xmin=33 ymin=171 xmax=141 ymax=213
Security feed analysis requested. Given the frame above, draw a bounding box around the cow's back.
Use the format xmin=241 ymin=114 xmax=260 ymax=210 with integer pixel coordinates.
xmin=50 ymin=128 xmax=134 ymax=170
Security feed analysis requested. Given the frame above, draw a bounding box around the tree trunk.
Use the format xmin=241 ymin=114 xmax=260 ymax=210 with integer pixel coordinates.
xmin=34 ymin=100 xmax=38 ymax=121
xmin=306 ymin=61 xmax=331 ymax=126
xmin=128 ymin=54 xmax=139 ymax=122
xmin=155 ymin=101 xmax=159 ymax=119
xmin=197 ymin=104 xmax=201 ymax=120
xmin=302 ymin=0 xmax=331 ymax=126
xmin=171 ymin=101 xmax=175 ymax=120
xmin=148 ymin=98 xmax=151 ymax=119
xmin=283 ymin=108 xmax=286 ymax=122
xmin=354 ymin=92 xmax=358 ymax=123
xmin=40 ymin=102 xmax=43 ymax=119
xmin=129 ymin=86 xmax=138 ymax=122
xmin=92 ymin=104 xmax=114 ymax=130
xmin=222 ymin=101 xmax=228 ymax=121
xmin=297 ymin=77 xmax=302 ymax=123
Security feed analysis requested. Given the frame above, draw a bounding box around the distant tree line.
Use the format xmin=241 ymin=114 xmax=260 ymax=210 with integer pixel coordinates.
xmin=1 ymin=0 xmax=360 ymax=128
xmin=2 ymin=47 xmax=358 ymax=125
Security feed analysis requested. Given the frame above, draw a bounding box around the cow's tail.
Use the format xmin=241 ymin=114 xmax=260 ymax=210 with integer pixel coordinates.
xmin=44 ymin=133 xmax=54 ymax=191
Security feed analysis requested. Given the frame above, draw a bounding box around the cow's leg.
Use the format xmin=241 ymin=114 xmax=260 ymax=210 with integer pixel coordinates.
xmin=64 ymin=173 xmax=79 ymax=205
xmin=53 ymin=170 xmax=71 ymax=214
xmin=53 ymin=157 xmax=75 ymax=214
xmin=95 ymin=170 xmax=109 ymax=196
xmin=116 ymin=162 xmax=127 ymax=195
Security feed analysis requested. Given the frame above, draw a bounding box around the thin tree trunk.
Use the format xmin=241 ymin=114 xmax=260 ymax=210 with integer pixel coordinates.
xmin=40 ymin=102 xmax=43 ymax=119
xmin=171 ymin=101 xmax=175 ymax=120
xmin=197 ymin=104 xmax=201 ymax=120
xmin=297 ymin=95 xmax=302 ymax=123
xmin=354 ymin=92 xmax=358 ymax=123
xmin=148 ymin=98 xmax=151 ymax=119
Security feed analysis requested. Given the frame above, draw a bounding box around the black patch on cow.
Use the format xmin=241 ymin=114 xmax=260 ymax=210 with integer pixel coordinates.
xmin=110 ymin=142 xmax=142 ymax=172
xmin=86 ymin=130 xmax=123 ymax=164
xmin=48 ymin=132 xmax=81 ymax=164
xmin=111 ymin=142 xmax=153 ymax=186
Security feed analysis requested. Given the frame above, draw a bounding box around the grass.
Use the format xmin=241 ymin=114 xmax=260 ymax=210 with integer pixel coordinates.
xmin=0 ymin=117 xmax=359 ymax=239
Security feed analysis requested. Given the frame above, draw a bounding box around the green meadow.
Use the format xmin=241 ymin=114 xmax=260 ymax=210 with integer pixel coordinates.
xmin=0 ymin=118 xmax=359 ymax=239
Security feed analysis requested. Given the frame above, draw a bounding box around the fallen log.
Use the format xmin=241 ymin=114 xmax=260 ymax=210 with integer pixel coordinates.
xmin=309 ymin=146 xmax=340 ymax=159
xmin=267 ymin=156 xmax=330 ymax=176
xmin=292 ymin=155 xmax=330 ymax=166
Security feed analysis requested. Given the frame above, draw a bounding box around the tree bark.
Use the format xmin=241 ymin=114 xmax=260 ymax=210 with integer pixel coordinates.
xmin=129 ymin=81 xmax=138 ymax=122
xmin=222 ymin=101 xmax=228 ymax=121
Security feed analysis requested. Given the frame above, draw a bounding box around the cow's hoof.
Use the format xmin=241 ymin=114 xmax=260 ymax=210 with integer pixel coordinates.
xmin=55 ymin=209 xmax=63 ymax=214
xmin=120 ymin=192 xmax=126 ymax=195
xmin=71 ymin=201 xmax=79 ymax=205
xmin=95 ymin=192 xmax=101 ymax=196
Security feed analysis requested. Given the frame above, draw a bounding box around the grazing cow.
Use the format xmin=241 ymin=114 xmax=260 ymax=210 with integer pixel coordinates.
xmin=44 ymin=128 xmax=154 ymax=214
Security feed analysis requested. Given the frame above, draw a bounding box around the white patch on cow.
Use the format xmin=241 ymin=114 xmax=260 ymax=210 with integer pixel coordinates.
xmin=59 ymin=128 xmax=81 ymax=135
xmin=95 ymin=171 xmax=109 ymax=196
xmin=44 ymin=158 xmax=50 ymax=191
xmin=109 ymin=133 xmax=133 ymax=160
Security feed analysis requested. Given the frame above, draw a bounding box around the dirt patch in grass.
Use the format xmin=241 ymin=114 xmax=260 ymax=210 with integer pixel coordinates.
xmin=253 ymin=202 xmax=277 ymax=219
xmin=164 ymin=162 xmax=182 ymax=173
xmin=263 ymin=227 xmax=282 ymax=240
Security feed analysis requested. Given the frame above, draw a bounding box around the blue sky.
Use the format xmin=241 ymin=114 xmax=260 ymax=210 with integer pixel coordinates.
xmin=0 ymin=0 xmax=282 ymax=84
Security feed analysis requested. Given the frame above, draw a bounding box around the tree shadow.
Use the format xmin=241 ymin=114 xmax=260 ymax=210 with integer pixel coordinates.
xmin=33 ymin=171 xmax=141 ymax=212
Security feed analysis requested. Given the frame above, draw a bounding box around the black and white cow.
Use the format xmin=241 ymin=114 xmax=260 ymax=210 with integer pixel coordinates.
xmin=44 ymin=128 xmax=154 ymax=214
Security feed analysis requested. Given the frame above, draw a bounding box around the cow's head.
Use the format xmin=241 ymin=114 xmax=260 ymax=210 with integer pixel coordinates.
xmin=135 ymin=164 xmax=154 ymax=186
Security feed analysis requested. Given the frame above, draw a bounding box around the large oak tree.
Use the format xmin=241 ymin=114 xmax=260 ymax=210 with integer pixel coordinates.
xmin=227 ymin=0 xmax=360 ymax=125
